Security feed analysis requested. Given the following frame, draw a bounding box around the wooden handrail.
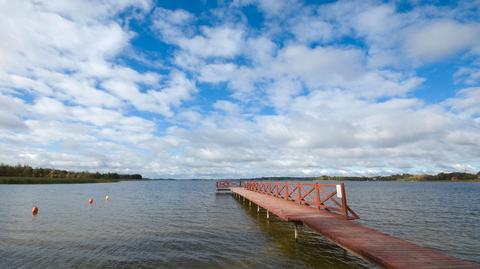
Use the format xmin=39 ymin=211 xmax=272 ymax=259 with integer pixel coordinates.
xmin=243 ymin=181 xmax=359 ymax=220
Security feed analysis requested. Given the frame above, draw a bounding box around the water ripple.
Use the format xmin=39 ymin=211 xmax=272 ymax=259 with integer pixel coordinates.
xmin=0 ymin=180 xmax=478 ymax=268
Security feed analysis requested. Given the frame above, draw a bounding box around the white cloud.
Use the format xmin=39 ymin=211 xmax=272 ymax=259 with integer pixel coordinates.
xmin=153 ymin=9 xmax=245 ymax=59
xmin=198 ymin=63 xmax=238 ymax=83
xmin=270 ymin=45 xmax=423 ymax=98
xmin=0 ymin=93 xmax=28 ymax=130
xmin=127 ymin=84 xmax=480 ymax=178
xmin=0 ymin=0 xmax=193 ymax=116
xmin=304 ymin=1 xmax=480 ymax=68
xmin=0 ymin=113 xmax=27 ymax=130
xmin=445 ymin=87 xmax=480 ymax=117
xmin=0 ymin=0 xmax=198 ymax=174
xmin=244 ymin=36 xmax=277 ymax=64
xmin=178 ymin=26 xmax=245 ymax=58
xmin=258 ymin=91 xmax=447 ymax=149
xmin=290 ymin=17 xmax=333 ymax=44
xmin=1 ymin=0 xmax=479 ymax=178
xmin=146 ymin=71 xmax=197 ymax=117
xmin=198 ymin=63 xmax=257 ymax=99
xmin=101 ymin=71 xmax=195 ymax=117
xmin=233 ymin=0 xmax=300 ymax=18
xmin=266 ymin=78 xmax=303 ymax=110
xmin=274 ymin=45 xmax=364 ymax=83
xmin=213 ymin=100 xmax=241 ymax=114
xmin=404 ymin=20 xmax=480 ymax=62
xmin=454 ymin=66 xmax=480 ymax=85
xmin=0 ymin=1 xmax=132 ymax=72
xmin=153 ymin=7 xmax=194 ymax=41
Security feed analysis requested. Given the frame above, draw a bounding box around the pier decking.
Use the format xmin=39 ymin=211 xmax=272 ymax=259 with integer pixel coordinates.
xmin=225 ymin=181 xmax=479 ymax=269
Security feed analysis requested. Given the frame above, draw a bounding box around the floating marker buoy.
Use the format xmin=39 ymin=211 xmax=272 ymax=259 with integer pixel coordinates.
xmin=32 ymin=206 xmax=38 ymax=215
xmin=105 ymin=195 xmax=109 ymax=201
xmin=88 ymin=198 xmax=94 ymax=204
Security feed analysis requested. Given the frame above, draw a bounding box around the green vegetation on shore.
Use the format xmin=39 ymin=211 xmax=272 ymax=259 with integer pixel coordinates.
xmin=0 ymin=164 xmax=142 ymax=184
xmin=250 ymin=172 xmax=480 ymax=182
xmin=0 ymin=177 xmax=124 ymax=184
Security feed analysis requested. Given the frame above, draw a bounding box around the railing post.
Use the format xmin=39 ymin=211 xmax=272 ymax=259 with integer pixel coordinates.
xmin=341 ymin=183 xmax=348 ymax=219
xmin=315 ymin=183 xmax=321 ymax=208
xmin=297 ymin=183 xmax=302 ymax=204
xmin=285 ymin=182 xmax=289 ymax=200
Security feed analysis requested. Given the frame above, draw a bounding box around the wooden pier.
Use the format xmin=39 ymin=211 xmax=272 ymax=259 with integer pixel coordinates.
xmin=222 ymin=181 xmax=479 ymax=269
xmin=216 ymin=180 xmax=240 ymax=192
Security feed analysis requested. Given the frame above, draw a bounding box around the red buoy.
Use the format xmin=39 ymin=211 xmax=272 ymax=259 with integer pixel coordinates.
xmin=88 ymin=198 xmax=93 ymax=204
xmin=32 ymin=206 xmax=38 ymax=215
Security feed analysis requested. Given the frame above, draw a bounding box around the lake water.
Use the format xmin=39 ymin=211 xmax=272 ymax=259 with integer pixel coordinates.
xmin=0 ymin=180 xmax=478 ymax=268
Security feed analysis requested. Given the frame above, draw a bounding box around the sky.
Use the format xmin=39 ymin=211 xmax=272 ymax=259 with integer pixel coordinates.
xmin=0 ymin=0 xmax=479 ymax=178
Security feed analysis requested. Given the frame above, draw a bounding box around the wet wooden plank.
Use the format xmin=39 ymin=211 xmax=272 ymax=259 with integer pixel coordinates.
xmin=231 ymin=187 xmax=479 ymax=269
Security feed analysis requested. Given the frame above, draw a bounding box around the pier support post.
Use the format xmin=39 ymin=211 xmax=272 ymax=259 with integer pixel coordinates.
xmin=294 ymin=225 xmax=298 ymax=241
xmin=267 ymin=210 xmax=270 ymax=219
xmin=249 ymin=201 xmax=251 ymax=207
xmin=294 ymin=223 xmax=300 ymax=242
xmin=257 ymin=205 xmax=260 ymax=212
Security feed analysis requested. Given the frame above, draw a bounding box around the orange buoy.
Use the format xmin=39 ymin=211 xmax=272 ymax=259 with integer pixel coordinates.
xmin=88 ymin=198 xmax=94 ymax=204
xmin=32 ymin=206 xmax=38 ymax=215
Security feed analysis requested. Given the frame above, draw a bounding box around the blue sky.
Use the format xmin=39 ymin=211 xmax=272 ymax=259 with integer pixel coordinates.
xmin=0 ymin=0 xmax=479 ymax=178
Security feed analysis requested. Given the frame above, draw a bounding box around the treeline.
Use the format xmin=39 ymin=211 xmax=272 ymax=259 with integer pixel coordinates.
xmin=247 ymin=172 xmax=480 ymax=182
xmin=317 ymin=172 xmax=480 ymax=181
xmin=0 ymin=164 xmax=142 ymax=180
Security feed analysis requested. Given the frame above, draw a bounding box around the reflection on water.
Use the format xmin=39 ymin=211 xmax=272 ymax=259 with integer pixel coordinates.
xmin=345 ymin=181 xmax=480 ymax=264
xmin=231 ymin=194 xmax=371 ymax=268
xmin=0 ymin=180 xmax=478 ymax=268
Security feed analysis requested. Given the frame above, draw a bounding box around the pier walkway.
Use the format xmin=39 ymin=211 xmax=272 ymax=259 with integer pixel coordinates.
xmin=220 ymin=181 xmax=479 ymax=269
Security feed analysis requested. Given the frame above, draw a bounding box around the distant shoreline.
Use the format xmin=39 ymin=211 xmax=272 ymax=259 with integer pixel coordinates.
xmin=0 ymin=176 xmax=146 ymax=184
xmin=1 ymin=176 xmax=478 ymax=184
xmin=314 ymin=178 xmax=480 ymax=182
xmin=227 ymin=172 xmax=480 ymax=183
xmin=0 ymin=164 xmax=144 ymax=184
xmin=236 ymin=179 xmax=480 ymax=183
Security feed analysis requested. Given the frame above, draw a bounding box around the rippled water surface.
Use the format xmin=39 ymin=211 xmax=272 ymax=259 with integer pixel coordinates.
xmin=0 ymin=180 xmax=478 ymax=268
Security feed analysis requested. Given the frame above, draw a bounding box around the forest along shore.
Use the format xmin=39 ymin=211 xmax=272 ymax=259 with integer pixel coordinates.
xmin=0 ymin=164 xmax=143 ymax=184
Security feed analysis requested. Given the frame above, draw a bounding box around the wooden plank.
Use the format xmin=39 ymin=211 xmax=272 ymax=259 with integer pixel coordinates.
xmin=231 ymin=187 xmax=479 ymax=269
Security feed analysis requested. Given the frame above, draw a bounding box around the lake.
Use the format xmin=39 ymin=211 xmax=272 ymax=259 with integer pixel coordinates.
xmin=0 ymin=180 xmax=478 ymax=268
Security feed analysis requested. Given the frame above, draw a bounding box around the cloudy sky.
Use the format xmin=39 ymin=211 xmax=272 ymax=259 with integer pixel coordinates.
xmin=0 ymin=0 xmax=479 ymax=178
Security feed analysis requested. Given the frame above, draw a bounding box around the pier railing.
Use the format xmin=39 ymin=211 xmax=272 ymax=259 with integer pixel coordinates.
xmin=244 ymin=181 xmax=359 ymax=220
